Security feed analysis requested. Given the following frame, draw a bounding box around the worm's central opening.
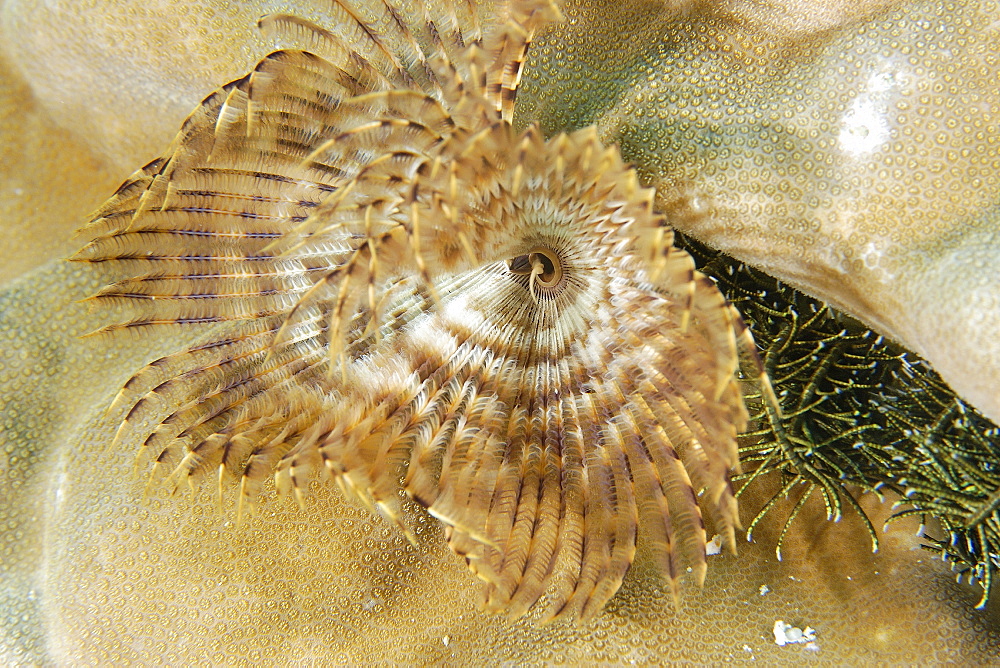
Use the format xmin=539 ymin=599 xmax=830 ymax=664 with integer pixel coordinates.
xmin=508 ymin=247 xmax=564 ymax=298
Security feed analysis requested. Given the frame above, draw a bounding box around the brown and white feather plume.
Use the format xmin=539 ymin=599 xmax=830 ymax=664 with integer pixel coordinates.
xmin=74 ymin=0 xmax=769 ymax=622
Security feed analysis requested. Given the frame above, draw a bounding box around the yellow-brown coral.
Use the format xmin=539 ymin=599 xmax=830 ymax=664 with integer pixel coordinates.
xmin=519 ymin=0 xmax=1000 ymax=426
xmin=6 ymin=1 xmax=1000 ymax=664
xmin=72 ymin=0 xmax=766 ymax=621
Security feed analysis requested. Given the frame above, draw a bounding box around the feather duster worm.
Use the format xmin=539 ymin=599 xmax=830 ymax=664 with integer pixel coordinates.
xmin=73 ymin=0 xmax=772 ymax=622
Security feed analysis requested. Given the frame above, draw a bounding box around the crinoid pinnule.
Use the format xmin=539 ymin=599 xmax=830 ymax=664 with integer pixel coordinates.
xmin=73 ymin=0 xmax=766 ymax=622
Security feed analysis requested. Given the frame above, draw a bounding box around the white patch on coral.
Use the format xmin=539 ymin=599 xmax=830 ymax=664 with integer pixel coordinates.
xmin=838 ymin=69 xmax=900 ymax=157
xmin=773 ymin=620 xmax=817 ymax=649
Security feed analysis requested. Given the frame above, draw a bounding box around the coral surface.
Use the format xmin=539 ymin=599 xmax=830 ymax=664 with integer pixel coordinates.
xmin=1 ymin=0 xmax=999 ymax=664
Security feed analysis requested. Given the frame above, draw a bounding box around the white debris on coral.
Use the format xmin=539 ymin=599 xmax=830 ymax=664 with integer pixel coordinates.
xmin=773 ymin=620 xmax=817 ymax=649
xmin=706 ymin=534 xmax=723 ymax=556
xmin=759 ymin=584 xmax=770 ymax=596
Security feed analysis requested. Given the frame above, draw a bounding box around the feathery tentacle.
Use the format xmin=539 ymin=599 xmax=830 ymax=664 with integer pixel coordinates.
xmin=77 ymin=0 xmax=769 ymax=623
